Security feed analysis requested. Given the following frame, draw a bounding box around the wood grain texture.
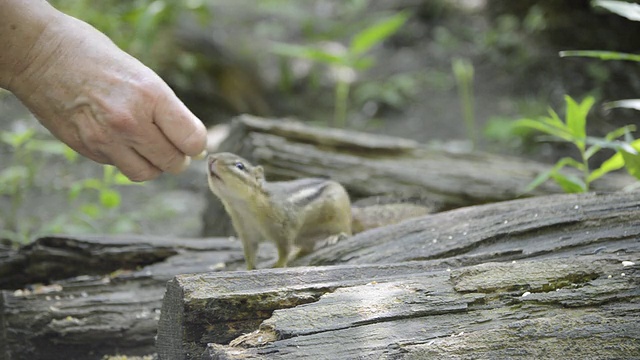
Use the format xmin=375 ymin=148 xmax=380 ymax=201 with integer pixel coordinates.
xmin=0 ymin=235 xmax=245 ymax=360
xmin=163 ymin=256 xmax=639 ymax=359
xmin=158 ymin=191 xmax=640 ymax=359
xmin=295 ymin=191 xmax=640 ymax=266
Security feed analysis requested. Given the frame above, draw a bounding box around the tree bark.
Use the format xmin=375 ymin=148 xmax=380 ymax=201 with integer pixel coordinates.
xmin=0 ymin=235 xmax=245 ymax=360
xmin=157 ymin=191 xmax=640 ymax=359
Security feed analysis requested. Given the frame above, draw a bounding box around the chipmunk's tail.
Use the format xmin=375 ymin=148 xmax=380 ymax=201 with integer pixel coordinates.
xmin=351 ymin=203 xmax=433 ymax=234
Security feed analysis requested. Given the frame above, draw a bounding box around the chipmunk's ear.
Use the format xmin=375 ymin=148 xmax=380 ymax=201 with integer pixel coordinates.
xmin=254 ymin=166 xmax=265 ymax=182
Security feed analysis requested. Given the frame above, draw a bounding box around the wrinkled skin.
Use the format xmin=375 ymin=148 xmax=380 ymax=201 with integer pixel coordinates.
xmin=0 ymin=0 xmax=207 ymax=181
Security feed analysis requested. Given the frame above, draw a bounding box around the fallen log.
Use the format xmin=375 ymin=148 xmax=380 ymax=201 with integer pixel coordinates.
xmin=2 ymin=191 xmax=639 ymax=359
xmin=295 ymin=190 xmax=640 ymax=266
xmin=203 ymin=115 xmax=634 ymax=235
xmin=159 ymin=256 xmax=639 ymax=359
xmin=157 ymin=191 xmax=640 ymax=359
xmin=0 ymin=235 xmax=244 ymax=290
xmin=0 ymin=235 xmax=245 ymax=360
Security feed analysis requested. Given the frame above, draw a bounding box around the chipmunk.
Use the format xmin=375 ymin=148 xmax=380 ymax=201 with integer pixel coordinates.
xmin=207 ymin=152 xmax=352 ymax=270
xmin=207 ymin=152 xmax=432 ymax=270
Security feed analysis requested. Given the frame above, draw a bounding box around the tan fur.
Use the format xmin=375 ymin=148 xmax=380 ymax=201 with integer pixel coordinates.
xmin=206 ymin=152 xmax=352 ymax=270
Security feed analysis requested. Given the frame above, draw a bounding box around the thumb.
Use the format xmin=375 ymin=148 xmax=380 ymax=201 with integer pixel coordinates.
xmin=153 ymin=88 xmax=207 ymax=157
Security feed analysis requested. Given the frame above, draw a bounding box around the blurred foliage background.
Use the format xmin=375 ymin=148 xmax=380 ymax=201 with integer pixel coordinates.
xmin=1 ymin=0 xmax=639 ymax=244
xmin=47 ymin=0 xmax=640 ymax=138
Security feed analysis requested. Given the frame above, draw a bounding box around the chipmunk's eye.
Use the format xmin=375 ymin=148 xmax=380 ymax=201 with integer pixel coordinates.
xmin=234 ymin=162 xmax=246 ymax=171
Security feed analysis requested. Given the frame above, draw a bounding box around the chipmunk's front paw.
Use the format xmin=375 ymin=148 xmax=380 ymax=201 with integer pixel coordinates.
xmin=325 ymin=232 xmax=349 ymax=245
xmin=271 ymin=257 xmax=289 ymax=268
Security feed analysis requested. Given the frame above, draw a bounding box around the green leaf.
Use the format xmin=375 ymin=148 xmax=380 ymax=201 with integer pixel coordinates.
xmin=0 ymin=129 xmax=35 ymax=148
xmin=352 ymin=56 xmax=375 ymax=70
xmin=514 ymin=117 xmax=573 ymax=142
xmin=559 ymin=50 xmax=640 ymax=62
xmin=349 ymin=11 xmax=409 ymax=57
xmin=585 ymin=136 xmax=637 ymax=157
xmin=545 ymin=108 xmax=566 ymax=128
xmin=564 ymin=95 xmax=593 ymax=142
xmin=513 ymin=118 xmax=558 ymax=136
xmin=522 ymin=168 xmax=554 ymax=193
xmin=620 ymin=139 xmax=640 ymax=180
xmin=589 ymin=139 xmax=640 ymax=182
xmin=80 ymin=204 xmax=101 ymax=218
xmin=588 ymin=152 xmax=625 ymax=183
xmin=63 ymin=145 xmax=79 ymax=163
xmin=103 ymin=165 xmax=116 ymax=183
xmin=81 ymin=178 xmax=103 ymax=190
xmin=271 ymin=42 xmax=346 ymax=65
xmin=100 ymin=189 xmax=121 ymax=209
xmin=522 ymin=157 xmax=588 ymax=194
xmin=604 ymin=125 xmax=636 ymax=141
xmin=551 ymin=172 xmax=587 ymax=193
xmin=452 ymin=58 xmax=474 ymax=83
xmin=25 ymin=139 xmax=68 ymax=155
xmin=594 ymin=0 xmax=640 ymax=21
xmin=136 ymin=0 xmax=168 ymax=37
xmin=621 ymin=150 xmax=640 ymax=179
xmin=68 ymin=183 xmax=83 ymax=201
xmin=0 ymin=166 xmax=29 ymax=193
xmin=585 ymin=125 xmax=636 ymax=159
xmin=556 ymin=156 xmax=586 ymax=171
xmin=604 ymin=99 xmax=640 ymax=111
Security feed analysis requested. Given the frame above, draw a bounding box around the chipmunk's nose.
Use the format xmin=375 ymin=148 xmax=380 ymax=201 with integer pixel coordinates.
xmin=208 ymin=156 xmax=221 ymax=179
xmin=208 ymin=157 xmax=217 ymax=172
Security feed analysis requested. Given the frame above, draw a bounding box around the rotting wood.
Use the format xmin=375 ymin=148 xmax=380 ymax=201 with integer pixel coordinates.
xmin=157 ymin=191 xmax=640 ymax=359
xmin=0 ymin=235 xmax=243 ymax=289
xmin=159 ymin=255 xmax=639 ymax=359
xmin=0 ymin=235 xmax=245 ymax=360
xmin=295 ymin=190 xmax=640 ymax=266
xmin=2 ymin=192 xmax=638 ymax=359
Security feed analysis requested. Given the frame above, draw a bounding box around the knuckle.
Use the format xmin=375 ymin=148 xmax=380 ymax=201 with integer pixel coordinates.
xmin=180 ymin=125 xmax=208 ymax=156
xmin=158 ymin=151 xmax=184 ymax=173
xmin=82 ymin=129 xmax=110 ymax=147
xmin=108 ymin=112 xmax=137 ymax=133
xmin=130 ymin=73 xmax=162 ymax=101
xmin=124 ymin=166 xmax=161 ymax=182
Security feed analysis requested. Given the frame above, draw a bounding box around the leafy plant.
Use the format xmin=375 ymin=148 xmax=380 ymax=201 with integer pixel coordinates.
xmin=0 ymin=129 xmax=70 ymax=242
xmin=64 ymin=165 xmax=141 ymax=233
xmin=559 ymin=0 xmax=640 ymax=112
xmin=0 ymin=126 xmax=142 ymax=244
xmin=512 ymin=0 xmax=640 ymax=193
xmin=271 ymin=11 xmax=409 ymax=127
xmin=353 ymin=72 xmax=422 ymax=110
xmin=515 ymin=95 xmax=640 ymax=193
xmin=51 ymin=0 xmax=210 ymax=70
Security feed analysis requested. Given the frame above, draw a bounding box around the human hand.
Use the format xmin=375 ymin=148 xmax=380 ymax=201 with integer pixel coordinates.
xmin=2 ymin=2 xmax=207 ymax=181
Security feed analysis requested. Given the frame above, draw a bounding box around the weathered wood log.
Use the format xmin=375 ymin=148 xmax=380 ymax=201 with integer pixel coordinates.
xmin=204 ymin=115 xmax=634 ymax=235
xmin=0 ymin=235 xmax=245 ymax=360
xmin=295 ymin=190 xmax=640 ymax=266
xmin=0 ymin=235 xmax=243 ymax=290
xmin=157 ymin=191 xmax=640 ymax=359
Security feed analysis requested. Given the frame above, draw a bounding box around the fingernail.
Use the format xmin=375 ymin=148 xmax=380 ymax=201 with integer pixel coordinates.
xmin=193 ymin=149 xmax=207 ymax=160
